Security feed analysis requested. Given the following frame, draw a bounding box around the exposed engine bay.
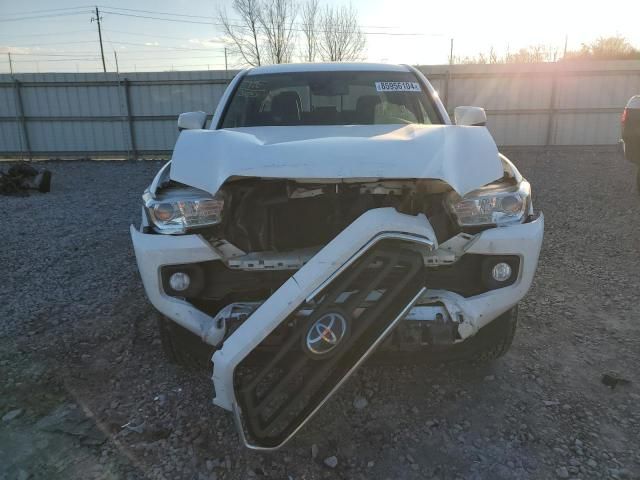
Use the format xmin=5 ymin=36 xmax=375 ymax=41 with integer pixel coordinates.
xmin=215 ymin=178 xmax=458 ymax=253
xmin=151 ymin=148 xmax=522 ymax=263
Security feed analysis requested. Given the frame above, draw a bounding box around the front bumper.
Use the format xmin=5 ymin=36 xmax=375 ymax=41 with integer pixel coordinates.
xmin=130 ymin=212 xmax=543 ymax=347
xmin=131 ymin=209 xmax=543 ymax=449
xmin=130 ymin=224 xmax=227 ymax=345
xmin=419 ymin=212 xmax=544 ymax=338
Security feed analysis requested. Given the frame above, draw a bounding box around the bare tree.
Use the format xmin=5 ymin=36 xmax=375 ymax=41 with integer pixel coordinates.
xmin=218 ymin=0 xmax=263 ymax=67
xmin=456 ymin=44 xmax=561 ymax=64
xmin=488 ymin=46 xmax=498 ymax=64
xmin=219 ymin=0 xmax=370 ymax=66
xmin=260 ymin=0 xmax=298 ymax=64
xmin=563 ymin=36 xmax=640 ymax=60
xmin=318 ymin=4 xmax=366 ymax=62
xmin=506 ymin=44 xmax=559 ymax=63
xmin=462 ymin=36 xmax=640 ymax=63
xmin=300 ymin=0 xmax=319 ymax=62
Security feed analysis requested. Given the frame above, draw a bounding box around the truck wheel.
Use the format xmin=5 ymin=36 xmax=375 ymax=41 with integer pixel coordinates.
xmin=157 ymin=315 xmax=215 ymax=370
xmin=468 ymin=305 xmax=518 ymax=362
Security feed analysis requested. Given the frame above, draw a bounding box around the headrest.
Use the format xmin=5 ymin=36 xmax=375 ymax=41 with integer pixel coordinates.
xmin=271 ymin=91 xmax=301 ymax=124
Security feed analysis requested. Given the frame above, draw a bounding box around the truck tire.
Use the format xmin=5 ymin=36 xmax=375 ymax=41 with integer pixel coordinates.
xmin=157 ymin=315 xmax=215 ymax=370
xmin=467 ymin=305 xmax=518 ymax=362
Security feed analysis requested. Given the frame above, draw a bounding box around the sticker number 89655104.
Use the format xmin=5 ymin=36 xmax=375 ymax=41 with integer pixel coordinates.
xmin=375 ymin=81 xmax=421 ymax=92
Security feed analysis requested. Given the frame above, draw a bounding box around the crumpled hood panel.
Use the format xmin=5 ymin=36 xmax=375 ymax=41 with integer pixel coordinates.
xmin=169 ymin=124 xmax=502 ymax=196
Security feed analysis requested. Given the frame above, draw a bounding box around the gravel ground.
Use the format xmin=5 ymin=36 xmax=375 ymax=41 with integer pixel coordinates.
xmin=1 ymin=149 xmax=640 ymax=480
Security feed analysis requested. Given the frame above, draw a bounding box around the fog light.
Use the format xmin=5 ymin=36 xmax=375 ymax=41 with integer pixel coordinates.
xmin=492 ymin=262 xmax=512 ymax=282
xmin=169 ymin=272 xmax=191 ymax=291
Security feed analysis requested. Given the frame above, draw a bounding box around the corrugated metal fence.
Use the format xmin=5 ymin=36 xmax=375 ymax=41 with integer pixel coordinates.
xmin=0 ymin=70 xmax=232 ymax=158
xmin=1 ymin=61 xmax=639 ymax=158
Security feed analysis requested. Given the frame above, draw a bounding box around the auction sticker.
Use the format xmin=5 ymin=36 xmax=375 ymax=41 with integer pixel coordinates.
xmin=375 ymin=81 xmax=421 ymax=92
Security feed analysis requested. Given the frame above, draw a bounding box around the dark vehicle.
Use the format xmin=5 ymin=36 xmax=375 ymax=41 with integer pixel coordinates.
xmin=621 ymin=95 xmax=640 ymax=190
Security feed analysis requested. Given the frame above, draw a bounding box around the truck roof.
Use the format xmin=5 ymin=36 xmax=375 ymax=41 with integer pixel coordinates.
xmin=246 ymin=62 xmax=411 ymax=75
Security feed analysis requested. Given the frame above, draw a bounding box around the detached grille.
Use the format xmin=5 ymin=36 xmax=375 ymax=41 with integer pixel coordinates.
xmin=234 ymin=240 xmax=425 ymax=449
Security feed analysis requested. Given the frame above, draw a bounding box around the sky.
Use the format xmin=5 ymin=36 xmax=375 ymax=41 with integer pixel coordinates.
xmin=0 ymin=0 xmax=639 ymax=74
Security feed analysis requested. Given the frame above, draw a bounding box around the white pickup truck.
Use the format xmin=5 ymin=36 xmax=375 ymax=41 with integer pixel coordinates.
xmin=130 ymin=62 xmax=544 ymax=450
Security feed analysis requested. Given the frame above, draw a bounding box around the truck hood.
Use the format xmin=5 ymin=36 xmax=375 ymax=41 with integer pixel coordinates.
xmin=169 ymin=124 xmax=502 ymax=196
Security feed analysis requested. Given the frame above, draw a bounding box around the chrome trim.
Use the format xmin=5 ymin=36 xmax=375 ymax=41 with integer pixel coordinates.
xmin=305 ymin=232 xmax=434 ymax=304
xmin=232 ymin=286 xmax=427 ymax=451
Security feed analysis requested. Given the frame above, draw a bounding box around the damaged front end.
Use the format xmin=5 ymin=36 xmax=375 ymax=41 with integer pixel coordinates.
xmin=216 ymin=208 xmax=432 ymax=449
xmin=131 ymin=159 xmax=543 ymax=449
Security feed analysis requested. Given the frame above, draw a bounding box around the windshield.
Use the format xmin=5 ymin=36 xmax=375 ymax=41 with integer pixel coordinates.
xmin=220 ymin=71 xmax=443 ymax=128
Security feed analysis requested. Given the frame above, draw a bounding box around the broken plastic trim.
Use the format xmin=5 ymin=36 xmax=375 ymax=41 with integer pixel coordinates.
xmin=212 ymin=209 xmax=437 ymax=446
xmin=228 ymin=234 xmax=431 ymax=450
xmin=233 ymin=286 xmax=427 ymax=451
xmin=235 ymin=244 xmax=425 ymax=447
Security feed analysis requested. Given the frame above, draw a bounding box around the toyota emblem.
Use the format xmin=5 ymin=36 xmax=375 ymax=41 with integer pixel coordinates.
xmin=305 ymin=312 xmax=348 ymax=358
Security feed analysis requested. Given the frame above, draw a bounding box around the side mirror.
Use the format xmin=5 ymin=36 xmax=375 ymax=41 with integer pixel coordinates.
xmin=178 ymin=111 xmax=207 ymax=131
xmin=454 ymin=106 xmax=487 ymax=126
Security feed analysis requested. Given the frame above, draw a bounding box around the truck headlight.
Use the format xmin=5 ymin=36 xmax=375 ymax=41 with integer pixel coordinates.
xmin=143 ymin=187 xmax=225 ymax=234
xmin=446 ymin=180 xmax=531 ymax=227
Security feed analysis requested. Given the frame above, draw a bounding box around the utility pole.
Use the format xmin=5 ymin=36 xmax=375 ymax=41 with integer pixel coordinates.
xmin=449 ymin=38 xmax=454 ymax=65
xmin=114 ymin=51 xmax=119 ymax=73
xmin=224 ymin=47 xmax=228 ymax=72
xmin=92 ymin=6 xmax=107 ymax=72
xmin=7 ymin=52 xmax=14 ymax=75
xmin=563 ymin=35 xmax=568 ymax=59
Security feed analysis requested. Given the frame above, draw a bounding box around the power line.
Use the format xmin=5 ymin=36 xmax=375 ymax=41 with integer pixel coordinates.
xmin=3 ymin=32 xmax=222 ymax=53
xmin=8 ymin=52 xmax=100 ymax=57
xmin=100 ymin=28 xmax=226 ymax=43
xmin=107 ymin=40 xmax=227 ymax=53
xmin=116 ymin=54 xmax=227 ymax=61
xmin=7 ymin=49 xmax=224 ymax=57
xmin=101 ymin=26 xmax=227 ymax=62
xmin=97 ymin=5 xmax=213 ymax=20
xmin=100 ymin=26 xmax=227 ymax=65
xmin=6 ymin=51 xmax=227 ymax=61
xmin=100 ymin=10 xmax=215 ymax=25
xmin=99 ymin=9 xmax=432 ymax=36
xmin=13 ymin=57 xmax=103 ymax=63
xmin=0 ymin=6 xmax=93 ymax=17
xmin=98 ymin=5 xmax=432 ymax=32
xmin=2 ymin=40 xmax=97 ymax=48
xmin=0 ymin=3 xmax=448 ymax=72
xmin=0 ymin=11 xmax=91 ymax=23
xmin=118 ymin=63 xmax=227 ymax=69
xmin=0 ymin=29 xmax=94 ymax=39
